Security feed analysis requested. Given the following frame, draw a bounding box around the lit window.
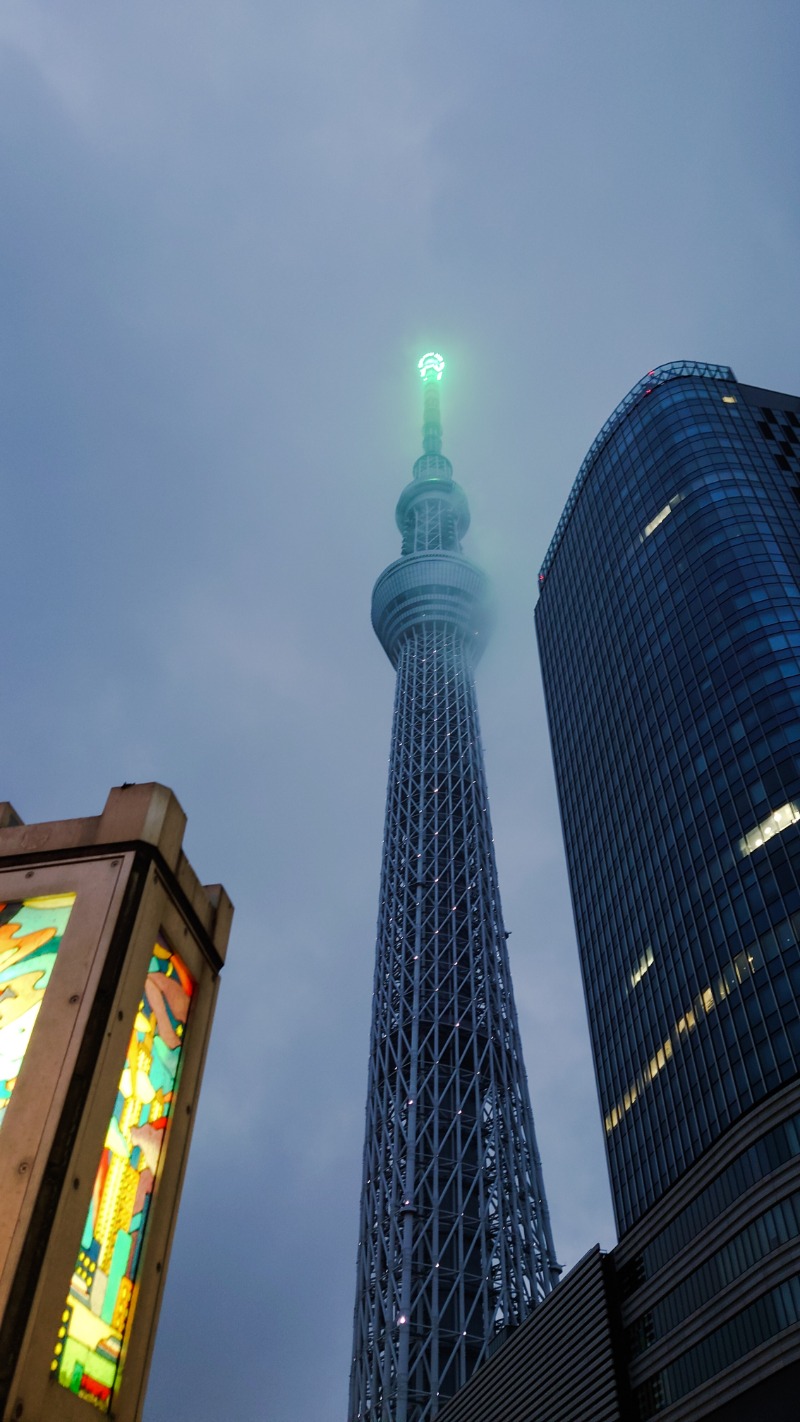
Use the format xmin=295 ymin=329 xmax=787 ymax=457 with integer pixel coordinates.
xmin=722 ymin=395 xmax=737 ymax=404
xmin=605 ymin=943 xmax=762 ymax=1134
xmin=642 ymin=493 xmax=682 ymax=540
xmin=629 ymin=945 xmax=655 ymax=990
xmin=739 ymin=801 xmax=800 ymax=858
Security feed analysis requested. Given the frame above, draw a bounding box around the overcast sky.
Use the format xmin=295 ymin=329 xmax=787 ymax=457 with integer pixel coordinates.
xmin=2 ymin=3 xmax=799 ymax=1419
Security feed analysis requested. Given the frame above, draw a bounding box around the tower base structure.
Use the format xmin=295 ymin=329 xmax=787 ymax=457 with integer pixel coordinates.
xmin=0 ymin=783 xmax=232 ymax=1422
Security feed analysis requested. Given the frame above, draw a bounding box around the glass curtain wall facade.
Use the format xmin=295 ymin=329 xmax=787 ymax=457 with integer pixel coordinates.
xmin=536 ymin=362 xmax=800 ymax=1418
xmin=349 ymin=356 xmax=558 ymax=1422
xmin=537 ymin=362 xmax=800 ymax=1232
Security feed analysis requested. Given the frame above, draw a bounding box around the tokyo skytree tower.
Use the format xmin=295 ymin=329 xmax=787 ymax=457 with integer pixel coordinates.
xmin=348 ymin=355 xmax=559 ymax=1422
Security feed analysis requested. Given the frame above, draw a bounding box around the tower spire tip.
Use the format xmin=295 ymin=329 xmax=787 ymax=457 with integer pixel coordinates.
xmin=418 ymin=353 xmax=445 ymax=455
xmin=418 ymin=352 xmax=445 ymax=382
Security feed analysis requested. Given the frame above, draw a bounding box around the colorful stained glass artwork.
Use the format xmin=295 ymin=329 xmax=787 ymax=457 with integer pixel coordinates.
xmin=0 ymin=894 xmax=76 ymax=1130
xmin=54 ymin=939 xmax=194 ymax=1411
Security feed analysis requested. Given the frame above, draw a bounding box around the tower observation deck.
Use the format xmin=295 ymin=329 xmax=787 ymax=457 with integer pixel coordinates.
xmin=348 ymin=355 xmax=559 ymax=1422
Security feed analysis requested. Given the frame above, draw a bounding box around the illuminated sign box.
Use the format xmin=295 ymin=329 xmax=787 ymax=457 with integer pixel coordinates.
xmin=0 ymin=785 xmax=232 ymax=1422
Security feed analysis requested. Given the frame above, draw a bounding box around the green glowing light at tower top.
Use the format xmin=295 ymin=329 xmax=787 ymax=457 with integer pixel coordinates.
xmin=418 ymin=352 xmax=445 ymax=382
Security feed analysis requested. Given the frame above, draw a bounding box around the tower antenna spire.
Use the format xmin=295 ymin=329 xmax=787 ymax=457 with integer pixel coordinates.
xmin=418 ymin=351 xmax=445 ymax=454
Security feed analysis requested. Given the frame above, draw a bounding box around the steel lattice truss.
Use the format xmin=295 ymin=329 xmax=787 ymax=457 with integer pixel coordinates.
xmin=349 ymin=362 xmax=558 ymax=1422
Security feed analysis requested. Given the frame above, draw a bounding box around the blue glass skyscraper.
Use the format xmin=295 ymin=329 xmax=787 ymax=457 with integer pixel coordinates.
xmin=536 ymin=362 xmax=800 ymax=1419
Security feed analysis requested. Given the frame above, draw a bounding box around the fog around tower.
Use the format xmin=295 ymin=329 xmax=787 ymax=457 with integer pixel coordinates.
xmin=0 ymin=3 xmax=798 ymax=1419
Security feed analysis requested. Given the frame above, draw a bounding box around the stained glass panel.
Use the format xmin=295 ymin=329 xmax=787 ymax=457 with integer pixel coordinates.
xmin=54 ymin=938 xmax=194 ymax=1411
xmin=0 ymin=894 xmax=76 ymax=1130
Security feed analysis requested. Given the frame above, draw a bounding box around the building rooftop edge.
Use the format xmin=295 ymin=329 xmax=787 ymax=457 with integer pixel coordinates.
xmin=0 ymin=783 xmax=233 ymax=961
xmin=537 ymin=360 xmax=737 ymax=585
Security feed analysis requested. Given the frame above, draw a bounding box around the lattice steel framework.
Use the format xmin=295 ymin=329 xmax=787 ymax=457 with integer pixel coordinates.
xmin=348 ymin=356 xmax=559 ymax=1422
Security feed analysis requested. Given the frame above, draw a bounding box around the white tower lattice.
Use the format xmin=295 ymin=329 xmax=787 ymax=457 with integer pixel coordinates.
xmin=348 ymin=355 xmax=559 ymax=1422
